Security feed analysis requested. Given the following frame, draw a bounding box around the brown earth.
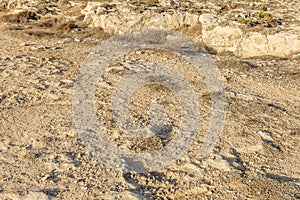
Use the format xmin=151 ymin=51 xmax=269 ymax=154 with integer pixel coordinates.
xmin=0 ymin=0 xmax=299 ymax=199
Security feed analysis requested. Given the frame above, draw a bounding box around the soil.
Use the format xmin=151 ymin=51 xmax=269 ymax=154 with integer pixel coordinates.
xmin=0 ymin=0 xmax=299 ymax=199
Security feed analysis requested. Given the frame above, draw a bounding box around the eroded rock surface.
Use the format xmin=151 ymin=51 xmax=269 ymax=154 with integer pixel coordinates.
xmin=0 ymin=0 xmax=299 ymax=57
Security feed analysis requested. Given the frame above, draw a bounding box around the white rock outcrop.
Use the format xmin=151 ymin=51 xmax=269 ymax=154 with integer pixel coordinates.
xmin=81 ymin=2 xmax=199 ymax=34
xmin=81 ymin=2 xmax=300 ymax=58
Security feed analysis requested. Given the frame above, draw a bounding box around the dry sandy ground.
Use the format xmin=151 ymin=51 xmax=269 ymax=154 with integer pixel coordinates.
xmin=0 ymin=0 xmax=299 ymax=199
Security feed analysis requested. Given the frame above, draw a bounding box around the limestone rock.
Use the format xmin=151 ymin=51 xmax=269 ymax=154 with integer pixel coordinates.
xmin=81 ymin=2 xmax=199 ymax=34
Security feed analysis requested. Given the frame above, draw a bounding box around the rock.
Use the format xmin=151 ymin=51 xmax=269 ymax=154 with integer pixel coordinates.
xmin=257 ymin=130 xmax=274 ymax=141
xmin=237 ymin=31 xmax=300 ymax=58
xmin=200 ymin=14 xmax=300 ymax=58
xmin=80 ymin=3 xmax=300 ymax=58
xmin=204 ymin=154 xmax=232 ymax=171
xmin=267 ymin=32 xmax=300 ymax=57
xmin=237 ymin=32 xmax=268 ymax=57
xmin=81 ymin=2 xmax=199 ymax=34
xmin=236 ymin=143 xmax=264 ymax=154
xmin=201 ymin=25 xmax=243 ymax=53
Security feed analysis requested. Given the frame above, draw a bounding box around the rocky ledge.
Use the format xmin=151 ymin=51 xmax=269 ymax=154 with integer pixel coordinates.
xmin=1 ymin=0 xmax=298 ymax=58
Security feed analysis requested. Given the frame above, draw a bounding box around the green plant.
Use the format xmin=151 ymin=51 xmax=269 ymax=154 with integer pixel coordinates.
xmin=237 ymin=18 xmax=253 ymax=25
xmin=258 ymin=3 xmax=268 ymax=11
xmin=255 ymin=12 xmax=272 ymax=18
